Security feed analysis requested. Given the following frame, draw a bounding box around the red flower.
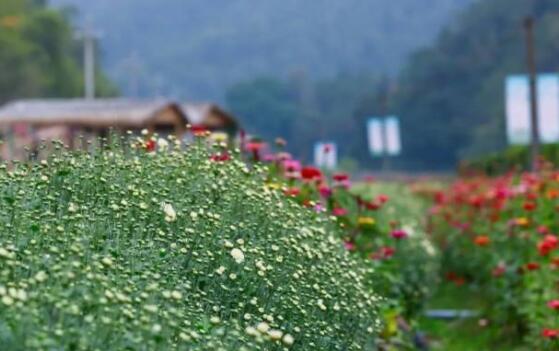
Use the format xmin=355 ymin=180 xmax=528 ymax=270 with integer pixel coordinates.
xmin=377 ymin=194 xmax=390 ymax=204
xmin=284 ymin=187 xmax=300 ymax=197
xmin=548 ymin=300 xmax=559 ymax=310
xmin=525 ymin=262 xmax=540 ymax=271
xmin=210 ymin=152 xmax=230 ymax=162
xmin=538 ymin=235 xmax=559 ymax=256
xmin=245 ymin=142 xmax=264 ymax=152
xmin=492 ymin=265 xmax=506 ymax=278
xmin=301 ymin=167 xmax=322 ymax=181
xmin=474 ymin=235 xmax=491 ymax=247
xmin=318 ymin=184 xmax=332 ymax=198
xmin=145 ymin=139 xmax=156 ymax=152
xmin=365 ymin=201 xmax=380 ymax=210
xmin=542 ymin=328 xmax=559 ymax=339
xmin=190 ymin=124 xmax=208 ymax=136
xmin=245 ymin=141 xmax=265 ymax=162
xmin=333 ymin=173 xmax=349 ymax=182
xmin=523 ymin=201 xmax=537 ymax=212
xmin=454 ymin=277 xmax=466 ymax=286
xmin=381 ymin=246 xmax=395 ymax=259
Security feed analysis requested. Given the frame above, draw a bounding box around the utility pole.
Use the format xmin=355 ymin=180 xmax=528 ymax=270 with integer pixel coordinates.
xmin=76 ymin=22 xmax=102 ymax=100
xmin=83 ymin=31 xmax=95 ymax=99
xmin=523 ymin=16 xmax=540 ymax=171
xmin=378 ymin=77 xmax=390 ymax=172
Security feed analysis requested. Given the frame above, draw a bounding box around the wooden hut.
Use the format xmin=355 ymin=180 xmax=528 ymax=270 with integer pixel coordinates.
xmin=0 ymin=98 xmax=188 ymax=159
xmin=181 ymin=103 xmax=238 ymax=135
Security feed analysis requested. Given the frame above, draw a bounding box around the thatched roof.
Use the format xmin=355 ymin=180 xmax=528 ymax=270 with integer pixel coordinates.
xmin=0 ymin=99 xmax=187 ymax=129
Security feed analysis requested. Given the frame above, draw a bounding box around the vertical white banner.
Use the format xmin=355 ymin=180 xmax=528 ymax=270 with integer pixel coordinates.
xmin=367 ymin=118 xmax=384 ymax=156
xmin=538 ymin=74 xmax=559 ymax=143
xmin=506 ymin=75 xmax=531 ymax=145
xmin=314 ymin=142 xmax=337 ymax=170
xmin=384 ymin=116 xmax=401 ymax=156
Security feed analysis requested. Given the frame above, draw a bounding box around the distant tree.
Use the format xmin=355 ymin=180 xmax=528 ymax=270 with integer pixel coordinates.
xmin=226 ymin=77 xmax=300 ymax=144
xmin=226 ymin=73 xmax=379 ymax=163
xmin=393 ymin=0 xmax=559 ymax=169
xmin=0 ymin=0 xmax=116 ymax=104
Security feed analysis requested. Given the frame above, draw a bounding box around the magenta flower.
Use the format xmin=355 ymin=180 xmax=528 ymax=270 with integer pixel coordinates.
xmin=319 ymin=185 xmax=332 ymax=198
xmin=391 ymin=229 xmax=408 ymax=239
xmin=344 ymin=241 xmax=356 ymax=251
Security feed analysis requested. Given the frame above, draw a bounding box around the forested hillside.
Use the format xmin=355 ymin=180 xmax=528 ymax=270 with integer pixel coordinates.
xmin=393 ymin=0 xmax=559 ymax=169
xmin=49 ymin=0 xmax=472 ymax=100
xmin=0 ymin=0 xmax=115 ymax=104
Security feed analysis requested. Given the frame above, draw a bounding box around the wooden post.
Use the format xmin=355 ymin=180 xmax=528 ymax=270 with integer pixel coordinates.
xmin=524 ymin=16 xmax=540 ymax=172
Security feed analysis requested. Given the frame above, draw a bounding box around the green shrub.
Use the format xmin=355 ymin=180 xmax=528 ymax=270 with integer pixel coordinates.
xmin=0 ymin=139 xmax=381 ymax=350
xmin=460 ymin=144 xmax=559 ymax=175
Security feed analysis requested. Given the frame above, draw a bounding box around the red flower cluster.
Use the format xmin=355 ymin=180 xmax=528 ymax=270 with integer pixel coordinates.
xmin=542 ymin=328 xmax=559 ymax=339
xmin=145 ymin=139 xmax=156 ymax=152
xmin=210 ymin=152 xmax=230 ymax=162
xmin=190 ymin=125 xmax=208 ymax=137
xmin=538 ymin=235 xmax=559 ymax=256
xmin=301 ymin=167 xmax=322 ymax=181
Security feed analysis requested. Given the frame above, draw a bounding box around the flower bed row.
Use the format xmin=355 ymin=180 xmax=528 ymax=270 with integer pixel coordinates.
xmin=239 ymin=138 xmax=439 ymax=347
xmin=424 ymin=163 xmax=559 ymax=349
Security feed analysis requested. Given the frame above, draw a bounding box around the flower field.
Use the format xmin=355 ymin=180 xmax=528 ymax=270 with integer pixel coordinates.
xmin=0 ymin=137 xmax=383 ymax=350
xmin=424 ymin=163 xmax=559 ymax=349
xmin=3 ymin=131 xmax=558 ymax=350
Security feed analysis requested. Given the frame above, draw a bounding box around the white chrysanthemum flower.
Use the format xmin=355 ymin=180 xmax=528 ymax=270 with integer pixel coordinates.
xmin=268 ymin=329 xmax=283 ymax=340
xmin=171 ymin=290 xmax=183 ymax=300
xmin=68 ymin=202 xmax=78 ymax=213
xmin=157 ymin=138 xmax=169 ymax=150
xmin=230 ymin=248 xmax=245 ymax=264
xmin=162 ymin=203 xmax=177 ymax=222
xmin=151 ymin=324 xmax=162 ymax=334
xmin=283 ymin=334 xmax=294 ymax=345
xmin=245 ymin=326 xmax=258 ymax=336
xmin=256 ymin=322 xmax=270 ymax=333
xmin=421 ymin=238 xmax=437 ymax=256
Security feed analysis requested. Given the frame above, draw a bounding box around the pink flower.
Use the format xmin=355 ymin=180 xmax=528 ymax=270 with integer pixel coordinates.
xmin=332 ymin=207 xmax=348 ymax=217
xmin=391 ymin=229 xmax=408 ymax=239
xmin=283 ymin=160 xmax=302 ymax=179
xmin=377 ymin=194 xmax=389 ymax=204
xmin=318 ymin=184 xmax=332 ymax=198
xmin=344 ymin=241 xmax=356 ymax=251
xmin=262 ymin=154 xmax=276 ymax=162
xmin=548 ymin=300 xmax=559 ymax=310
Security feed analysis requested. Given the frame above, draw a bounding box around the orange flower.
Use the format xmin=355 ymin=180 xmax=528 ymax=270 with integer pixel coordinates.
xmin=474 ymin=235 xmax=491 ymax=247
xmin=547 ymin=189 xmax=559 ymax=200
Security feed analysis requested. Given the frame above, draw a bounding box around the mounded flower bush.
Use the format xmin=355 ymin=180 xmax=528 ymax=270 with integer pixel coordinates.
xmin=0 ymin=138 xmax=381 ymax=350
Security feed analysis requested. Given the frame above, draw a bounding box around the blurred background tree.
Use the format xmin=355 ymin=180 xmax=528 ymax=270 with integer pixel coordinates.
xmin=393 ymin=0 xmax=559 ymax=169
xmin=0 ymin=0 xmax=116 ymax=104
